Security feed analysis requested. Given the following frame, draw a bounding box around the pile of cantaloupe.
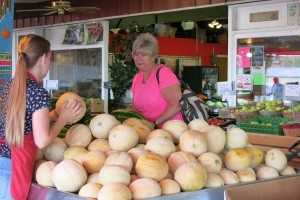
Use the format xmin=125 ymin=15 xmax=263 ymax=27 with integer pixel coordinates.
xmin=34 ymin=113 xmax=297 ymax=200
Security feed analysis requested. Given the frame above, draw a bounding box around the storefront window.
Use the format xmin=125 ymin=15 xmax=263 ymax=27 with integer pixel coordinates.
xmin=236 ymin=35 xmax=300 ymax=106
xmin=49 ymin=48 xmax=102 ymax=98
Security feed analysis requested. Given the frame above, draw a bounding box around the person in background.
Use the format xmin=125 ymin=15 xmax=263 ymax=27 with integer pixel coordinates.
xmin=0 ymin=34 xmax=82 ymax=200
xmin=270 ymin=77 xmax=283 ymax=100
xmin=131 ymin=33 xmax=183 ymax=129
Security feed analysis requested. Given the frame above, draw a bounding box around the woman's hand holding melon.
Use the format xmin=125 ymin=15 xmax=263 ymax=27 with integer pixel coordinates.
xmin=58 ymin=99 xmax=83 ymax=124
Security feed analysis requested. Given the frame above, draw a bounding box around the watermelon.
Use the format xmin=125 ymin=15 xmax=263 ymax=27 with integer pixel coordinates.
xmin=110 ymin=109 xmax=146 ymax=123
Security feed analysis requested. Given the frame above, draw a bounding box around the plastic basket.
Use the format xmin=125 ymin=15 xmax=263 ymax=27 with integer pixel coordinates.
xmin=236 ymin=116 xmax=293 ymax=135
xmin=282 ymin=112 xmax=300 ymax=122
xmin=232 ymin=110 xmax=259 ymax=122
xmin=259 ymin=110 xmax=283 ymax=117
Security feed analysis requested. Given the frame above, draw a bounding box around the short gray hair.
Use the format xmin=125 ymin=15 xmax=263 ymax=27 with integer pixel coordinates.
xmin=132 ymin=33 xmax=158 ymax=57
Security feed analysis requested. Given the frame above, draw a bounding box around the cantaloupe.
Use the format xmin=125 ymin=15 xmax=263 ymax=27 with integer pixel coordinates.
xmin=174 ymin=162 xmax=207 ymax=191
xmin=167 ymin=151 xmax=198 ymax=175
xmin=236 ymin=169 xmax=256 ymax=182
xmin=87 ymin=138 xmax=111 ymax=152
xmin=179 ymin=130 xmax=208 ymax=157
xmin=129 ymin=178 xmax=161 ymax=199
xmin=44 ymin=137 xmax=67 ymax=162
xmin=86 ymin=173 xmax=100 ymax=184
xmin=99 ymin=165 xmax=131 ymax=186
xmin=225 ymin=127 xmax=248 ymax=149
xmin=197 ymin=152 xmax=222 ymax=173
xmin=52 ymin=159 xmax=87 ymax=192
xmin=132 ymin=124 xmax=151 ymax=144
xmin=36 ymin=161 xmax=58 ymax=187
xmin=135 ymin=152 xmax=169 ymax=182
xmin=98 ymin=182 xmax=132 ymax=200
xmin=146 ymin=129 xmax=174 ymax=143
xmin=280 ymin=165 xmax=296 ymax=176
xmin=245 ymin=147 xmax=265 ymax=168
xmin=104 ymin=151 xmax=133 ymax=172
xmin=78 ymin=183 xmax=102 ymax=199
xmin=200 ymin=126 xmax=226 ymax=154
xmin=81 ymin=150 xmax=106 ymax=174
xmin=144 ymin=137 xmax=176 ymax=159
xmin=122 ymin=117 xmax=144 ymax=127
xmin=158 ymin=179 xmax=181 ymax=195
xmin=89 ymin=113 xmax=121 ymax=139
xmin=55 ymin=92 xmax=86 ymax=124
xmin=188 ymin=119 xmax=210 ymax=131
xmin=127 ymin=147 xmax=148 ymax=174
xmin=162 ymin=120 xmax=188 ymax=144
xmin=264 ymin=148 xmax=287 ymax=172
xmin=65 ymin=124 xmax=92 ymax=147
xmin=204 ymin=173 xmax=224 ymax=188
xmin=108 ymin=124 xmax=138 ymax=151
xmin=63 ymin=146 xmax=89 ymax=164
xmin=218 ymin=168 xmax=239 ymax=185
xmin=256 ymin=166 xmax=279 ymax=180
xmin=224 ymin=148 xmax=251 ymax=172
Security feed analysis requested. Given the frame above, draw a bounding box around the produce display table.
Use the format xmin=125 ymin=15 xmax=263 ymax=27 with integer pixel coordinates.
xmin=247 ymin=133 xmax=300 ymax=168
xmin=28 ymin=174 xmax=300 ymax=200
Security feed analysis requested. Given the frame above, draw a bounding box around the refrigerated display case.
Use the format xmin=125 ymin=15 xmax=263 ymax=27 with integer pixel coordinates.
xmin=181 ymin=66 xmax=219 ymax=96
xmin=228 ymin=0 xmax=300 ymax=107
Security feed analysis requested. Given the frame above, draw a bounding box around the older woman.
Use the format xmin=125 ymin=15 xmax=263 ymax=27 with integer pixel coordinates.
xmin=131 ymin=33 xmax=183 ymax=128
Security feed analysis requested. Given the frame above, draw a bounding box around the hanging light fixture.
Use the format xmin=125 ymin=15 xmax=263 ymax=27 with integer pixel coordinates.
xmin=208 ymin=20 xmax=222 ymax=29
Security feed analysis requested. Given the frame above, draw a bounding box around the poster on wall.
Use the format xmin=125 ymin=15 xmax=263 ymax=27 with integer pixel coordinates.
xmin=0 ymin=52 xmax=12 ymax=95
xmin=237 ymin=47 xmax=251 ymax=68
xmin=236 ymin=74 xmax=252 ymax=91
xmin=251 ymin=46 xmax=264 ymax=67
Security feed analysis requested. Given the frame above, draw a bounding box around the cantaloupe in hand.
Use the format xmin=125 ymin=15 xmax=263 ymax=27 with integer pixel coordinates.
xmin=55 ymin=92 xmax=86 ymax=124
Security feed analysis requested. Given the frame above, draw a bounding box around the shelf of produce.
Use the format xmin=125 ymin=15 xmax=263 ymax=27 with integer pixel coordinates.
xmin=247 ymin=133 xmax=300 ymax=169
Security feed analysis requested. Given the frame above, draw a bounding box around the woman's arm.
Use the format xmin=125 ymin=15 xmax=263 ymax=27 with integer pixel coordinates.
xmin=32 ymin=100 xmax=82 ymax=148
xmin=155 ymin=84 xmax=182 ymax=125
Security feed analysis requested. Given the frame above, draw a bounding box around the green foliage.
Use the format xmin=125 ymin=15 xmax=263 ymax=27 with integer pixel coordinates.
xmin=109 ymin=22 xmax=154 ymax=105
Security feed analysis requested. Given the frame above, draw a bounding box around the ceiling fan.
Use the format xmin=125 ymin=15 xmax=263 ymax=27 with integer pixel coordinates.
xmin=16 ymin=0 xmax=101 ymax=16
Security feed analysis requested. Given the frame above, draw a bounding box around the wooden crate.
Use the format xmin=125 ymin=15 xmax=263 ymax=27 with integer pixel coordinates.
xmin=248 ymin=133 xmax=300 ymax=169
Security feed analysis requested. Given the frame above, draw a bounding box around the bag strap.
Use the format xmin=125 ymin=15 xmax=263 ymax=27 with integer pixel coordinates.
xmin=156 ymin=66 xmax=163 ymax=85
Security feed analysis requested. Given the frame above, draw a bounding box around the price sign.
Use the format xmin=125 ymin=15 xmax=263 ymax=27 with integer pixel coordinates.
xmin=284 ymin=85 xmax=300 ymax=101
xmin=45 ymin=80 xmax=58 ymax=90
xmin=217 ymin=81 xmax=233 ymax=96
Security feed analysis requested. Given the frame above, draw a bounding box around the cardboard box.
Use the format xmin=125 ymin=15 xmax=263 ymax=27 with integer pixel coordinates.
xmin=90 ymin=99 xmax=104 ymax=113
xmin=225 ymin=175 xmax=300 ymax=200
